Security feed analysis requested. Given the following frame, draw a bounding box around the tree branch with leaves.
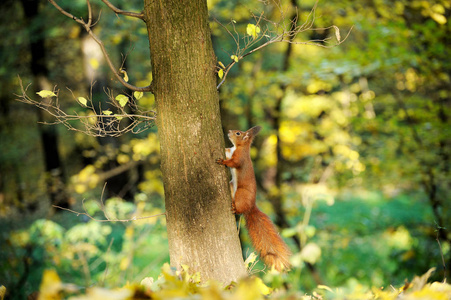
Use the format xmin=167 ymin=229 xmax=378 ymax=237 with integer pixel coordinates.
xmin=16 ymin=77 xmax=156 ymax=137
xmin=215 ymin=0 xmax=353 ymax=88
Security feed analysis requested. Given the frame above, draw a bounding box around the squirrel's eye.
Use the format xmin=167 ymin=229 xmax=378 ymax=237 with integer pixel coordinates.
xmin=236 ymin=132 xmax=241 ymax=136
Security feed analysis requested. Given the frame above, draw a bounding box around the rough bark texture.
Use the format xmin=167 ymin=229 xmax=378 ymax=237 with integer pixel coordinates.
xmin=143 ymin=0 xmax=247 ymax=282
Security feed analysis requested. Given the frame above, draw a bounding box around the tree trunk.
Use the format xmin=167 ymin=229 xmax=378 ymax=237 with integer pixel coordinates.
xmin=143 ymin=0 xmax=247 ymax=282
xmin=21 ymin=0 xmax=70 ymax=210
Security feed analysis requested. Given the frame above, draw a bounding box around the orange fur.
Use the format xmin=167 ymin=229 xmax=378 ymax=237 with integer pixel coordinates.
xmin=216 ymin=126 xmax=291 ymax=271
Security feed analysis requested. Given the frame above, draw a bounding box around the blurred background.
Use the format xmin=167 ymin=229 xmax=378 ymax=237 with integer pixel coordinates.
xmin=0 ymin=0 xmax=449 ymax=298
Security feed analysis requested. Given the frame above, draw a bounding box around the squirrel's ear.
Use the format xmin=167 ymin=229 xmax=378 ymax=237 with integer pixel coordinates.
xmin=247 ymin=126 xmax=261 ymax=136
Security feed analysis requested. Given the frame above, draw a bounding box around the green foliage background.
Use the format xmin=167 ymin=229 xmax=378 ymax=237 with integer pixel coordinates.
xmin=0 ymin=0 xmax=450 ymax=298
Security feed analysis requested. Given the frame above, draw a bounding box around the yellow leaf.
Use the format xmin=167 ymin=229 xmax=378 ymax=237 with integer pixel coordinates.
xmin=431 ymin=13 xmax=447 ymax=24
xmin=218 ymin=61 xmax=225 ymax=69
xmin=115 ymin=114 xmax=124 ymax=120
xmin=254 ymin=277 xmax=272 ymax=296
xmin=120 ymin=69 xmax=129 ymax=82
xmin=103 ymin=110 xmax=112 ymax=115
xmin=218 ymin=69 xmax=224 ymax=79
xmin=0 ymin=286 xmax=6 ymax=300
xmin=36 ymin=90 xmax=56 ymax=98
xmin=246 ymin=23 xmax=260 ymax=39
xmin=134 ymin=91 xmax=143 ymax=100
xmin=78 ymin=97 xmax=88 ymax=106
xmin=39 ymin=269 xmax=62 ymax=300
xmin=244 ymin=252 xmax=257 ymax=267
xmin=231 ymin=55 xmax=239 ymax=62
xmin=115 ymin=94 xmax=128 ymax=107
xmin=119 ymin=257 xmax=131 ymax=271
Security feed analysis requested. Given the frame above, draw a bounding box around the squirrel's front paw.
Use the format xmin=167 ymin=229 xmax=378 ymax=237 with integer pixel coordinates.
xmin=231 ymin=202 xmax=237 ymax=214
xmin=215 ymin=158 xmax=224 ymax=165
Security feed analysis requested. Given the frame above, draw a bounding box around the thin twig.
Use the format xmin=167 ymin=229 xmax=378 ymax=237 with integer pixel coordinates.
xmin=215 ymin=0 xmax=353 ymax=89
xmin=100 ymin=0 xmax=144 ymax=20
xmin=47 ymin=0 xmax=151 ymax=92
xmin=52 ymin=204 xmax=166 ymax=222
xmin=16 ymin=76 xmax=156 ymax=137
xmin=100 ymin=238 xmax=114 ymax=287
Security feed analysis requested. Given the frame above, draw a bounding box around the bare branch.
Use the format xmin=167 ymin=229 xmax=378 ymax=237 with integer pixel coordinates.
xmin=16 ymin=77 xmax=156 ymax=137
xmin=100 ymin=0 xmax=144 ymax=20
xmin=48 ymin=0 xmax=152 ymax=92
xmin=215 ymin=0 xmax=353 ymax=89
xmin=53 ymin=202 xmax=166 ymax=222
xmin=53 ymin=182 xmax=166 ymax=222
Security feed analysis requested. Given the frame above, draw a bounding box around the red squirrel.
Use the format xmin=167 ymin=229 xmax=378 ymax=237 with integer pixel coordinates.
xmin=216 ymin=126 xmax=291 ymax=271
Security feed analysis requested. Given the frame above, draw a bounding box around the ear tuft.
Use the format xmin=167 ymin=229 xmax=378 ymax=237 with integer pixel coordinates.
xmin=248 ymin=126 xmax=261 ymax=137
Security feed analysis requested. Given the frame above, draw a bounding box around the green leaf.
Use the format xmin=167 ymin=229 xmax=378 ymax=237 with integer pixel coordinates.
xmin=231 ymin=55 xmax=239 ymax=63
xmin=102 ymin=110 xmax=112 ymax=115
xmin=36 ymin=90 xmax=56 ymax=98
xmin=218 ymin=69 xmax=224 ymax=79
xmin=134 ymin=91 xmax=143 ymax=100
xmin=115 ymin=115 xmax=123 ymax=120
xmin=246 ymin=23 xmax=260 ymax=39
xmin=78 ymin=97 xmax=88 ymax=106
xmin=115 ymin=94 xmax=128 ymax=107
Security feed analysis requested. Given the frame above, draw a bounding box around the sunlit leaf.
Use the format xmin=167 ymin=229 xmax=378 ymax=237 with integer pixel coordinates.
xmin=231 ymin=55 xmax=239 ymax=62
xmin=120 ymin=69 xmax=129 ymax=82
xmin=78 ymin=97 xmax=88 ymax=106
xmin=218 ymin=69 xmax=224 ymax=79
xmin=431 ymin=13 xmax=447 ymax=24
xmin=103 ymin=110 xmax=112 ymax=115
xmin=254 ymin=277 xmax=272 ymax=296
xmin=115 ymin=94 xmax=128 ymax=107
xmin=244 ymin=252 xmax=257 ymax=269
xmin=39 ymin=269 xmax=62 ymax=300
xmin=246 ymin=23 xmax=260 ymax=39
xmin=115 ymin=114 xmax=124 ymax=120
xmin=134 ymin=91 xmax=143 ymax=100
xmin=36 ymin=90 xmax=56 ymax=98
xmin=0 ymin=286 xmax=6 ymax=300
xmin=89 ymin=58 xmax=99 ymax=70
xmin=119 ymin=257 xmax=131 ymax=271
xmin=218 ymin=61 xmax=225 ymax=69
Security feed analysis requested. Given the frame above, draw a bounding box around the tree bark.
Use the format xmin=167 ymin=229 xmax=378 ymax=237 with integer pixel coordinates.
xmin=143 ymin=0 xmax=247 ymax=282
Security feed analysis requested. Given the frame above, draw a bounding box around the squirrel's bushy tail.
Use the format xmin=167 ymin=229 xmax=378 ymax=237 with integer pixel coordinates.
xmin=244 ymin=206 xmax=291 ymax=271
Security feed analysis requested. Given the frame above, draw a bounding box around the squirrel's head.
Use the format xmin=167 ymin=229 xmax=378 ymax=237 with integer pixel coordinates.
xmin=227 ymin=126 xmax=261 ymax=146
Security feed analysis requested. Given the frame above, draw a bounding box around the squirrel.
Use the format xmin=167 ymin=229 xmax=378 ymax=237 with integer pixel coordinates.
xmin=216 ymin=126 xmax=291 ymax=271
